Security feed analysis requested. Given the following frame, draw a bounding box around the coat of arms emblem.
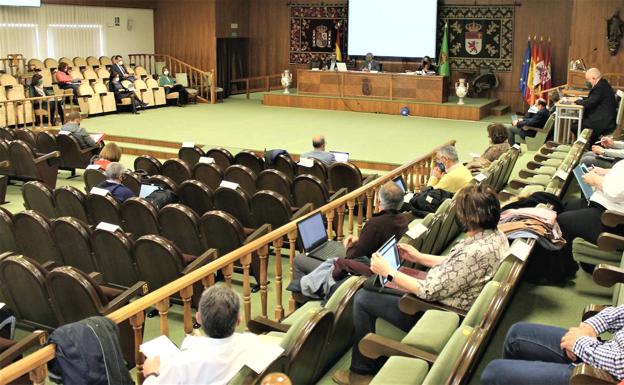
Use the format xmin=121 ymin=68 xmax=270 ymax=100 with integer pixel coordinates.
xmin=465 ymin=22 xmax=483 ymax=55
xmin=313 ymin=25 xmax=330 ymax=48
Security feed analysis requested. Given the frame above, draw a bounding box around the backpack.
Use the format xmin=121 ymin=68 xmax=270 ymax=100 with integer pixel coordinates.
xmin=407 ymin=187 xmax=454 ymax=218
xmin=145 ymin=189 xmax=178 ymax=209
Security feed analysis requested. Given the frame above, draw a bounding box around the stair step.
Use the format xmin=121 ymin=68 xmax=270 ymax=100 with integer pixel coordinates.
xmin=490 ymin=104 xmax=510 ymax=116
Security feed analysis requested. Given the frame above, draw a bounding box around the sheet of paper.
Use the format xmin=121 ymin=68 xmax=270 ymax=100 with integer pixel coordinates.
xmin=553 ymin=169 xmax=568 ymax=180
xmin=0 ymin=303 xmax=4 ymax=310
xmin=89 ymin=133 xmax=104 ymax=143
xmin=509 ymin=240 xmax=531 ymax=261
xmin=140 ymin=335 xmax=180 ymax=360
xmin=469 ymin=152 xmax=481 ymax=159
xmin=242 ymin=336 xmax=284 ymax=374
xmin=95 ymin=222 xmax=120 ymax=233
xmin=220 ymin=180 xmax=239 ymax=190
xmin=425 ymin=195 xmax=433 ymax=204
xmin=58 ymin=130 xmax=70 ymax=135
xmin=182 ymin=141 xmax=195 ymax=148
xmin=403 ymin=192 xmax=414 ymax=203
xmin=90 ymin=187 xmax=109 ymax=196
xmin=298 ymin=157 xmax=314 ymax=168
xmin=86 ymin=164 xmax=101 ymax=170
xmin=406 ymin=223 xmax=428 ymax=239
xmin=512 ymin=144 xmax=521 ymax=150
xmin=576 ymin=137 xmax=587 ymax=144
xmin=198 ymin=156 xmax=215 ymax=164
xmin=474 ymin=173 xmax=487 ymax=182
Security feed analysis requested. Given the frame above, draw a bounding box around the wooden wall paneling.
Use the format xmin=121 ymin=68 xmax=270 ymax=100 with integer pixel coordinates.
xmin=215 ymin=0 xmax=250 ymax=38
xmin=43 ymin=0 xmax=155 ymax=8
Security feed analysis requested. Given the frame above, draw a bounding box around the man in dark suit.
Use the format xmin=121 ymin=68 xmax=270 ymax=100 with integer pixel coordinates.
xmin=110 ymin=55 xmax=136 ymax=82
xmin=361 ymin=52 xmax=380 ymax=72
xmin=575 ymin=68 xmax=618 ymax=143
xmin=507 ymin=98 xmax=550 ymax=145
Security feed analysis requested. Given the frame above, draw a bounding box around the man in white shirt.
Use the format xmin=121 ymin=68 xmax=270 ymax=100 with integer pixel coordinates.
xmin=556 ymin=159 xmax=624 ymax=275
xmin=142 ymin=284 xmax=280 ymax=385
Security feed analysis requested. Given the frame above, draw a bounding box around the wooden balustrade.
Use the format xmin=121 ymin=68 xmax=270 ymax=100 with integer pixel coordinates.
xmin=0 ymin=57 xmax=27 ymax=76
xmin=0 ymin=139 xmax=453 ymax=385
xmin=0 ymin=93 xmax=76 ymax=131
xmin=230 ymin=74 xmax=284 ymax=99
xmin=128 ymin=54 xmax=216 ymax=104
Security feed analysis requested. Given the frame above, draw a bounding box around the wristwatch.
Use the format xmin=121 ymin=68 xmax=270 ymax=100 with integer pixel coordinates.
xmin=386 ymin=273 xmax=394 ymax=282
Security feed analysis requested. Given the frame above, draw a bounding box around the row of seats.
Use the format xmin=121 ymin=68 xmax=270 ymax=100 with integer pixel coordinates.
xmin=0 ymin=139 xmax=59 ymax=189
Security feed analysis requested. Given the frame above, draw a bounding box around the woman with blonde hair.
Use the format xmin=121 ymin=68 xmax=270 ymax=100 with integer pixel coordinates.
xmin=92 ymin=142 xmax=122 ymax=170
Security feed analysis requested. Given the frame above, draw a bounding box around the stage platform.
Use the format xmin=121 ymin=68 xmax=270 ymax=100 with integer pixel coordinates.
xmin=263 ymin=91 xmax=500 ymax=121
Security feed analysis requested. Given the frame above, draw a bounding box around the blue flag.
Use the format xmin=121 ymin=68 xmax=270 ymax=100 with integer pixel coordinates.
xmin=519 ymin=40 xmax=531 ymax=96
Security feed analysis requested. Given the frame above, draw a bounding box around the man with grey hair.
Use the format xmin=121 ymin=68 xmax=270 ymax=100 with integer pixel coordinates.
xmin=292 ymin=181 xmax=408 ymax=281
xmin=142 ymin=284 xmax=282 ymax=384
xmin=575 ymin=67 xmax=618 ymax=143
xmin=96 ymin=162 xmax=134 ymax=203
xmin=301 ymin=135 xmax=336 ymax=165
xmin=427 ymin=145 xmax=472 ymax=193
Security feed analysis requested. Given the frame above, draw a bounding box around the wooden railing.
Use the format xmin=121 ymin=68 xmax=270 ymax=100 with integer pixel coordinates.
xmin=128 ymin=54 xmax=216 ymax=104
xmin=0 ymin=57 xmax=27 ymax=77
xmin=0 ymin=140 xmax=454 ymax=385
xmin=0 ymin=93 xmax=77 ymax=131
xmin=230 ymin=74 xmax=284 ymax=99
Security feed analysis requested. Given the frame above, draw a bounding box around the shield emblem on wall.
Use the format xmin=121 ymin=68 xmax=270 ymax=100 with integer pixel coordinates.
xmin=314 ymin=25 xmax=330 ymax=48
xmin=465 ymin=22 xmax=483 ymax=55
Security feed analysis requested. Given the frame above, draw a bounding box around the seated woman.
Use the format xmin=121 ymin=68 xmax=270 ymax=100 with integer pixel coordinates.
xmin=418 ymin=56 xmax=436 ymax=73
xmin=466 ymin=123 xmax=510 ymax=173
xmin=91 ymin=142 xmax=122 ymax=170
xmin=332 ymin=184 xmax=509 ymax=384
xmin=28 ymin=73 xmax=64 ymax=126
xmin=109 ymin=74 xmax=147 ymax=114
xmin=556 ymin=159 xmax=624 ymax=274
xmin=158 ymin=67 xmax=189 ymax=105
xmin=54 ymin=62 xmax=78 ymax=104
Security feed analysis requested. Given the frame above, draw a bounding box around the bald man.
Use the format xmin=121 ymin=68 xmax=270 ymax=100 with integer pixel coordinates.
xmin=575 ymin=68 xmax=618 ymax=143
xmin=301 ymin=135 xmax=335 ymax=165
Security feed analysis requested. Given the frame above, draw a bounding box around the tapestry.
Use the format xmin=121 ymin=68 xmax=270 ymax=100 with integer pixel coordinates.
xmin=438 ymin=5 xmax=514 ymax=72
xmin=289 ymin=4 xmax=348 ymax=65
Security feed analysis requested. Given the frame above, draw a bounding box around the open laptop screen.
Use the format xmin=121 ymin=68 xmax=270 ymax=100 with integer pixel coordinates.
xmin=331 ymin=151 xmax=350 ymax=163
xmin=139 ymin=184 xmax=160 ymax=198
xmin=297 ymin=213 xmax=328 ymax=252
xmin=377 ymin=236 xmax=400 ymax=286
xmin=392 ymin=176 xmax=407 ymax=193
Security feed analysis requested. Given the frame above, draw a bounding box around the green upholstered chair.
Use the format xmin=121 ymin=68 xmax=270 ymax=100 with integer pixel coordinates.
xmin=572 ymin=211 xmax=624 ymax=270
xmin=515 ymin=114 xmax=555 ymax=151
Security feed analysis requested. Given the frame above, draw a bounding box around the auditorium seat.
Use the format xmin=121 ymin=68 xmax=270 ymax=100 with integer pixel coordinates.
xmin=7 ymin=89 xmax=33 ymax=126
xmin=133 ymin=66 xmax=149 ymax=79
xmin=83 ymin=167 xmax=106 ymax=191
xmin=297 ymin=157 xmax=328 ymax=182
xmin=214 ymin=185 xmax=256 ymax=228
xmin=257 ymin=169 xmax=292 ymax=204
xmin=121 ymin=197 xmax=160 ymax=237
xmin=224 ymin=164 xmax=257 ymax=196
xmin=192 ymin=162 xmax=223 ymax=190
xmin=91 ymin=228 xmax=138 ymax=288
xmin=98 ymin=56 xmax=112 ymax=70
xmin=46 ymin=265 xmax=147 ymax=367
xmin=0 ymin=129 xmax=14 ymax=141
xmin=573 ymin=210 xmax=624 ymax=271
xmin=515 ymin=114 xmax=555 ymax=150
xmin=51 ymin=217 xmax=96 ymax=273
xmin=35 ymin=131 xmax=58 ymax=155
xmin=54 ymin=186 xmax=89 ymax=224
xmin=96 ymin=67 xmax=110 ymax=80
xmin=133 ymin=78 xmax=155 ymax=107
xmin=158 ymin=203 xmax=205 ymax=256
xmin=146 ymin=78 xmax=167 ymax=106
xmin=77 ymin=83 xmax=103 ymax=116
xmin=85 ymin=192 xmax=122 ymax=226
xmin=0 ymin=141 xmax=13 ymax=179
xmin=86 ymin=56 xmax=100 ymax=69
xmin=92 ymin=82 xmax=116 ymax=113
xmin=134 ymin=155 xmax=162 ymax=175
xmin=145 ymin=174 xmax=178 ymax=191
xmin=0 ymin=207 xmax=16 ymax=253
xmin=162 ymin=158 xmax=192 ymax=185
xmin=12 ymin=129 xmax=37 ymax=150
xmin=234 ymin=150 xmax=265 ymax=175
xmin=44 ymin=58 xmax=59 ymax=70
xmin=293 ymin=174 xmax=346 ymax=210
xmin=178 ymin=145 xmax=205 ymax=167
xmin=121 ymin=171 xmax=142 ymax=196
xmin=273 ymin=153 xmax=296 ymax=180
xmin=251 ymin=190 xmax=312 ymax=231
xmin=56 ymin=132 xmax=99 ymax=177
xmin=174 ymin=72 xmax=198 ymax=103
xmin=0 ymin=255 xmax=58 ymax=330
xmin=58 ymin=57 xmax=73 ymax=69
xmin=133 ymin=235 xmax=214 ymax=306
xmin=22 ymin=181 xmax=57 ymax=219
xmin=328 ymin=162 xmax=376 ymax=192
xmin=81 ymin=67 xmax=98 ymax=83
xmin=27 ymin=58 xmax=45 ymax=70
xmin=13 ymin=210 xmax=63 ymax=265
xmin=176 ymin=179 xmax=214 ymax=216
xmin=206 ymin=148 xmax=234 ymax=170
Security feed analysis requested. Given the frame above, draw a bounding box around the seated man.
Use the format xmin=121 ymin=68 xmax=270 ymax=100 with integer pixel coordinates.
xmin=142 ymin=284 xmax=280 ymax=384
xmin=481 ymin=305 xmax=624 ymax=385
xmin=96 ymin=162 xmax=135 ymax=203
xmin=109 ymin=74 xmax=147 ymax=114
xmin=61 ymin=111 xmax=99 ymax=152
xmin=325 ymin=53 xmax=339 ymax=71
xmin=361 ymin=52 xmax=380 ymax=72
xmin=301 ymin=135 xmax=335 ymax=165
xmin=426 ymin=145 xmax=472 ymax=193
xmin=110 ymin=55 xmax=136 ymax=82
xmin=507 ymin=98 xmax=550 ymax=145
xmin=293 ymin=182 xmax=408 ymax=282
xmin=575 ymin=67 xmax=618 ymax=144
xmin=581 ymin=135 xmax=624 ymax=168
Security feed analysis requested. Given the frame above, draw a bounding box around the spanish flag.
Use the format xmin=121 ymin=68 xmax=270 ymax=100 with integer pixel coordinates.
xmin=335 ymin=22 xmax=343 ymax=61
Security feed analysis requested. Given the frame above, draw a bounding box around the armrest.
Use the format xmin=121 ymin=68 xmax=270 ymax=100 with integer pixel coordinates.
xmin=582 ymin=304 xmax=606 ymax=322
xmin=533 ymin=153 xmax=549 ymax=162
xmin=602 ymin=210 xmax=624 ymax=228
xmin=0 ymin=330 xmax=46 ymax=368
xmin=88 ymin=271 xmax=103 ymax=284
xmin=358 ymin=333 xmax=438 ymax=364
xmin=81 ymin=145 xmax=100 ymax=155
xmin=539 ymin=147 xmax=555 ymax=155
xmin=570 ymin=363 xmax=617 ymax=385
xmin=508 ymin=179 xmax=530 ymax=190
xmin=526 ymin=161 xmax=543 ymax=170
xmin=398 ymin=293 xmax=467 ymax=318
xmin=523 ymin=125 xmax=549 ymax=133
xmin=247 ymin=317 xmax=290 ymax=334
xmin=98 ymin=92 xmax=108 ymax=96
xmin=518 ymin=169 xmax=539 ymax=179
xmin=292 ymin=203 xmax=314 ymax=220
xmin=596 ymin=233 xmax=624 ymax=252
xmin=34 ymin=151 xmax=60 ymax=163
xmin=41 ymin=261 xmax=58 ymax=271
xmin=592 ymin=264 xmax=624 ymax=287
xmin=362 ymin=174 xmax=378 ymax=185
xmin=182 ymin=249 xmax=217 ymax=275
xmin=0 ymin=160 xmax=9 ymax=168
xmin=244 ymin=223 xmax=272 ymax=244
xmin=329 ymin=187 xmax=348 ymax=202
xmin=101 ymin=280 xmax=149 ymax=314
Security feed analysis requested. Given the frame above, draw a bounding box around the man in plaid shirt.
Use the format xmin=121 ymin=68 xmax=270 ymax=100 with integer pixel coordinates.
xmin=481 ymin=305 xmax=624 ymax=384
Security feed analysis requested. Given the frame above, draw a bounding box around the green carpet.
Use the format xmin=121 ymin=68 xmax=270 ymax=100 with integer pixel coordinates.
xmin=6 ymin=94 xmax=610 ymax=385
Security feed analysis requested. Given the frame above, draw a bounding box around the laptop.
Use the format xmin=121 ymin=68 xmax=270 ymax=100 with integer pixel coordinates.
xmin=572 ymin=164 xmax=594 ymax=201
xmin=139 ymin=183 xmax=160 ymax=198
xmin=377 ymin=236 xmax=427 ymax=290
xmin=392 ymin=175 xmax=415 ymax=203
xmin=297 ymin=212 xmax=346 ymax=261
xmin=331 ymin=151 xmax=349 ymax=163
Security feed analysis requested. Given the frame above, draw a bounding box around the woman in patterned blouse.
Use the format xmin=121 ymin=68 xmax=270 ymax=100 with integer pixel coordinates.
xmin=333 ymin=184 xmax=509 ymax=385
xmin=466 ymin=123 xmax=511 ymax=173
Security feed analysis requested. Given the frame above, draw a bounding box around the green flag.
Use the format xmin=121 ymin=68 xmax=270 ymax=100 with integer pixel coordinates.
xmin=438 ymin=22 xmax=450 ymax=77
